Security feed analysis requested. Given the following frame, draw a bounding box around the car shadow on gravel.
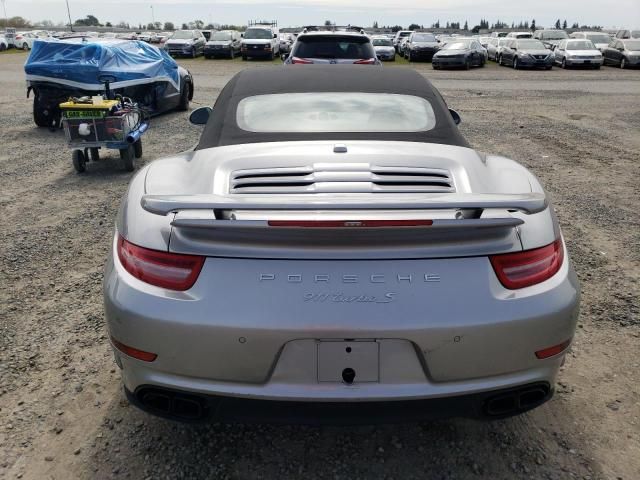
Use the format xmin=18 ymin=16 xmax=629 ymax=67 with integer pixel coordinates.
xmin=86 ymin=388 xmax=600 ymax=479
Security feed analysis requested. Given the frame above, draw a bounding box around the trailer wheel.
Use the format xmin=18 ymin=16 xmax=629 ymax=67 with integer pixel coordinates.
xmin=33 ymin=95 xmax=52 ymax=127
xmin=120 ymin=144 xmax=135 ymax=172
xmin=72 ymin=150 xmax=86 ymax=173
xmin=133 ymin=139 xmax=143 ymax=158
xmin=90 ymin=148 xmax=100 ymax=162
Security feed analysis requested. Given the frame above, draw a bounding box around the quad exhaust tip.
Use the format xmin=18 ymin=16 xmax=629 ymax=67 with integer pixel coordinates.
xmin=484 ymin=383 xmax=551 ymax=417
xmin=137 ymin=388 xmax=208 ymax=421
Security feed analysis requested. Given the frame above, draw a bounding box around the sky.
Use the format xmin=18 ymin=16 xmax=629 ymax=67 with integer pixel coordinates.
xmin=3 ymin=0 xmax=639 ymax=30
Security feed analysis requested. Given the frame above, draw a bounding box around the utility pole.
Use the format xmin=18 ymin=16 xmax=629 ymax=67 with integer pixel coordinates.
xmin=150 ymin=5 xmax=155 ymax=28
xmin=65 ymin=0 xmax=73 ymax=32
xmin=1 ymin=0 xmax=7 ymax=26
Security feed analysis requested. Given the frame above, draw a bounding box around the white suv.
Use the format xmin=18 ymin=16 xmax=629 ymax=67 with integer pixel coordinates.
xmin=241 ymin=26 xmax=280 ymax=60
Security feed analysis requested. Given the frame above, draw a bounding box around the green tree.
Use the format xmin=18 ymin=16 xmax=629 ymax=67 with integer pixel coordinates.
xmin=74 ymin=15 xmax=101 ymax=27
xmin=562 ymin=19 xmax=567 ymax=29
xmin=464 ymin=20 xmax=468 ymax=30
xmin=531 ymin=19 xmax=536 ymax=31
xmin=164 ymin=22 xmax=175 ymax=31
xmin=181 ymin=23 xmax=189 ymax=30
xmin=105 ymin=21 xmax=112 ymax=27
xmin=0 ymin=16 xmax=31 ymax=28
xmin=324 ymin=20 xmax=332 ymax=26
xmin=555 ymin=19 xmax=561 ymax=29
xmin=408 ymin=23 xmax=420 ymax=30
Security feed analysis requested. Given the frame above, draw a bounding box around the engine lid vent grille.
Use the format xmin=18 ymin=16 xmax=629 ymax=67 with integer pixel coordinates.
xmin=230 ymin=165 xmax=455 ymax=194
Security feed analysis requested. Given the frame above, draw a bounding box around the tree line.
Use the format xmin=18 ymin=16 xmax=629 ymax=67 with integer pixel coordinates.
xmin=1 ymin=15 xmax=603 ymax=32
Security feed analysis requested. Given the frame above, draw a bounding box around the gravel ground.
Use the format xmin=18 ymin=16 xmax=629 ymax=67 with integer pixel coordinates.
xmin=1 ymin=52 xmax=639 ymax=480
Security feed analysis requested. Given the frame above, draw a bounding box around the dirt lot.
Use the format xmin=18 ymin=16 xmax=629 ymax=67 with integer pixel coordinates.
xmin=1 ymin=51 xmax=639 ymax=480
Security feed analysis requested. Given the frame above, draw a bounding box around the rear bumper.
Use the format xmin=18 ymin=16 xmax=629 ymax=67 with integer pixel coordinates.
xmin=517 ymin=56 xmax=554 ymax=68
xmin=376 ymin=52 xmax=396 ymax=61
xmin=105 ymin=234 xmax=579 ymax=416
xmin=432 ymin=57 xmax=466 ymax=67
xmin=409 ymin=50 xmax=438 ymax=60
xmin=564 ymin=58 xmax=603 ymax=66
xmin=242 ymin=48 xmax=273 ymax=57
xmin=125 ymin=381 xmax=553 ymax=424
xmin=204 ymin=46 xmax=232 ymax=56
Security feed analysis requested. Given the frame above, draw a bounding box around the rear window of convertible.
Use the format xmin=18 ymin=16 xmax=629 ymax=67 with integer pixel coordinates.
xmin=236 ymin=93 xmax=437 ymax=133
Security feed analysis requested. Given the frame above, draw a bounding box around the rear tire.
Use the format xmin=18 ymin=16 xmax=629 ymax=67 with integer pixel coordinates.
xmin=191 ymin=47 xmax=196 ymax=59
xmin=513 ymin=57 xmax=519 ymax=69
xmin=133 ymin=139 xmax=143 ymax=158
xmin=465 ymin=58 xmax=471 ymax=70
xmin=72 ymin=150 xmax=86 ymax=173
xmin=498 ymin=55 xmax=503 ymax=66
xmin=120 ymin=144 xmax=135 ymax=172
xmin=230 ymin=49 xmax=235 ymax=59
xmin=620 ymin=58 xmax=626 ymax=69
xmin=177 ymin=81 xmax=190 ymax=111
xmin=90 ymin=147 xmax=100 ymax=162
xmin=561 ymin=58 xmax=566 ymax=69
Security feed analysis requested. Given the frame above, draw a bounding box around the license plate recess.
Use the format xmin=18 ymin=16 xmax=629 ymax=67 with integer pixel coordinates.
xmin=317 ymin=340 xmax=379 ymax=383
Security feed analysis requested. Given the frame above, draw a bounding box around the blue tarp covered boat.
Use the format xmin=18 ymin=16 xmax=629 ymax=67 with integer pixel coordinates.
xmin=25 ymin=38 xmax=193 ymax=127
xmin=25 ymin=38 xmax=180 ymax=91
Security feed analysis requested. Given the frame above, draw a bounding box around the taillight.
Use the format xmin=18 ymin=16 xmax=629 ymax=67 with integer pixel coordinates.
xmin=117 ymin=235 xmax=204 ymax=291
xmin=291 ymin=56 xmax=313 ymax=64
xmin=489 ymin=239 xmax=564 ymax=289
xmin=354 ymin=58 xmax=376 ymax=64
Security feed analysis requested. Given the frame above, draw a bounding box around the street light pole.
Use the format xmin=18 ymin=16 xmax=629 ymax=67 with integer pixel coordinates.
xmin=150 ymin=5 xmax=155 ymax=28
xmin=65 ymin=0 xmax=73 ymax=32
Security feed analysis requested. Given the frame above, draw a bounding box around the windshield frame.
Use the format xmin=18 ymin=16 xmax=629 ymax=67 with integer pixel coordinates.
xmin=541 ymin=30 xmax=568 ymax=40
xmin=566 ymin=40 xmax=596 ymax=50
xmin=516 ymin=39 xmax=547 ymax=50
xmin=623 ymin=40 xmax=640 ymax=50
xmin=211 ymin=31 xmax=233 ymax=41
xmin=244 ymin=28 xmax=273 ymax=40
xmin=411 ymin=34 xmax=437 ymax=42
xmin=442 ymin=41 xmax=471 ymax=50
xmin=171 ymin=30 xmax=195 ymax=40
xmin=372 ymin=38 xmax=393 ymax=46
xmin=585 ymin=33 xmax=612 ymax=44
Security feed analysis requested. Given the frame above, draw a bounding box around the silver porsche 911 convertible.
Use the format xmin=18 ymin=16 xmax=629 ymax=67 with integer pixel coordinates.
xmin=104 ymin=66 xmax=580 ymax=423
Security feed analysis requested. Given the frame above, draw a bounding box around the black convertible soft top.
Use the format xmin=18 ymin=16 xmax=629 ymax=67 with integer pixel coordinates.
xmin=197 ymin=65 xmax=469 ymax=149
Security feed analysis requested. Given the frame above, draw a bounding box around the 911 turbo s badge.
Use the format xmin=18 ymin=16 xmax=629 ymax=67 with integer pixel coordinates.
xmin=259 ymin=274 xmax=441 ymax=284
xmin=304 ymin=292 xmax=397 ymax=303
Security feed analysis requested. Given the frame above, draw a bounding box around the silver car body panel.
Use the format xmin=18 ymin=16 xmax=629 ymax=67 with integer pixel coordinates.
xmin=106 ymin=139 xmax=579 ymax=407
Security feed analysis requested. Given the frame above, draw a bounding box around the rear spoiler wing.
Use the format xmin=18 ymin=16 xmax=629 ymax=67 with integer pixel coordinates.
xmin=141 ymin=193 xmax=547 ymax=216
